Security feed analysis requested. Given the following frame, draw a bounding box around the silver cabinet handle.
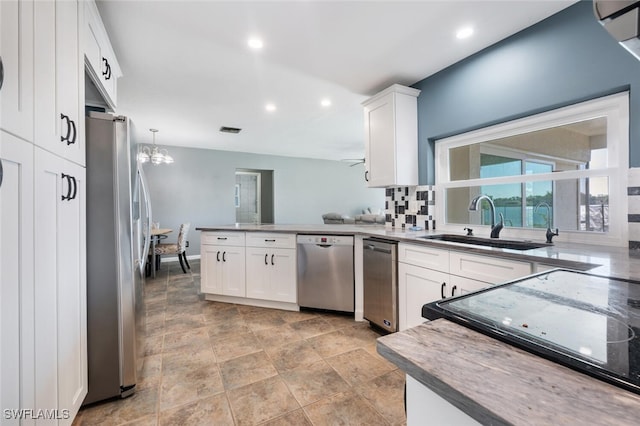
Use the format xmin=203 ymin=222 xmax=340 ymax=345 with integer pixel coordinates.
xmin=0 ymin=55 xmax=4 ymax=91
xmin=0 ymin=159 xmax=3 ymax=188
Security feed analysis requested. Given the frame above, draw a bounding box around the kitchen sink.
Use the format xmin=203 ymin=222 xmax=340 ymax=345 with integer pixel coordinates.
xmin=419 ymin=234 xmax=551 ymax=251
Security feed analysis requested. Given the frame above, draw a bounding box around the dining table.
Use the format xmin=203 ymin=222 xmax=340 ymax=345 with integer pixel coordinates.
xmin=150 ymin=228 xmax=172 ymax=278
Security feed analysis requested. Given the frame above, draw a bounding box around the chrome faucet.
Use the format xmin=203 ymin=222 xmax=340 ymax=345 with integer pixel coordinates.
xmin=534 ymin=202 xmax=559 ymax=243
xmin=468 ymin=194 xmax=504 ymax=239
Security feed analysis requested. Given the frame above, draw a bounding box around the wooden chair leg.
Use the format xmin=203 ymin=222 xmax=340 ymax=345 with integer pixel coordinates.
xmin=178 ymin=253 xmax=187 ymax=273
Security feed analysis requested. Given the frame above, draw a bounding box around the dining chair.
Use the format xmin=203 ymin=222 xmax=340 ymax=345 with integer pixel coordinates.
xmin=154 ymin=222 xmax=191 ymax=273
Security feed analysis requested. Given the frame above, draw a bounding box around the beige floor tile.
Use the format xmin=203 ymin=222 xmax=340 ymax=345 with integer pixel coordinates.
xmin=77 ymin=382 xmax=159 ymax=425
xmin=288 ymin=317 xmax=335 ymax=339
xmin=76 ymin=261 xmax=405 ymax=426
xmin=356 ymin=370 xmax=406 ymax=425
xmin=252 ymin=323 xmax=302 ymax=350
xmin=307 ymin=329 xmax=363 ymax=358
xmin=327 ymin=348 xmax=395 ymax=386
xmin=159 ymin=393 xmax=234 ymax=426
xmin=143 ymin=335 xmax=164 ymax=357
xmin=219 ymin=351 xmax=278 ymax=390
xmin=278 ymin=309 xmax=320 ymax=324
xmin=163 ymin=312 xmax=206 ymax=334
xmin=321 ymin=312 xmax=360 ymax=330
xmin=138 ymin=355 xmax=163 ymax=380
xmin=243 ymin=310 xmax=288 ymax=332
xmin=163 ymin=328 xmax=212 ymax=354
xmin=259 ymin=408 xmax=312 ymax=426
xmin=212 ymin=331 xmax=262 ymax=362
xmin=280 ymin=360 xmax=351 ymax=406
xmin=227 ymin=376 xmax=300 ymax=425
xmin=160 ymin=365 xmax=225 ymax=410
xmin=161 ymin=347 xmax=216 ymax=376
xmin=264 ymin=340 xmax=323 ymax=372
xmin=303 ymin=390 xmax=388 ymax=426
xmin=206 ymin=320 xmax=252 ymax=339
xmin=120 ymin=415 xmax=158 ymax=426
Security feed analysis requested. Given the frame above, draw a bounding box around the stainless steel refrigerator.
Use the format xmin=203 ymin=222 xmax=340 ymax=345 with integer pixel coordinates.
xmin=84 ymin=112 xmax=151 ymax=405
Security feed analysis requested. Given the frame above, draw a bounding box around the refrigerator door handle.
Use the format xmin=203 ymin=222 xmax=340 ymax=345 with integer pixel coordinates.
xmin=138 ymin=166 xmax=153 ymax=275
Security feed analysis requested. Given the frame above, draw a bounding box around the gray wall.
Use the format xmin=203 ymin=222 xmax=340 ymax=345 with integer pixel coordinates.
xmin=414 ymin=0 xmax=640 ymax=184
xmin=141 ymin=146 xmax=384 ymax=256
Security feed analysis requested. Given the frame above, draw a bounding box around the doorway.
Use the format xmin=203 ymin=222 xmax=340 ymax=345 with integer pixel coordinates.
xmin=235 ymin=169 xmax=274 ymax=224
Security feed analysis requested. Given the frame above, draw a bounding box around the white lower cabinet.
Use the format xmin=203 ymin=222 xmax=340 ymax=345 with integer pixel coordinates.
xmin=398 ymin=243 xmax=532 ymax=331
xmin=246 ymin=247 xmax=296 ymax=303
xmin=200 ymin=232 xmax=297 ymax=308
xmin=200 ymin=232 xmax=246 ymax=297
xmin=34 ymin=147 xmax=87 ymax=424
xmin=406 ymin=375 xmax=480 ymax=426
xmin=0 ymin=132 xmax=35 ymax=423
xmin=399 ymin=262 xmax=448 ymax=330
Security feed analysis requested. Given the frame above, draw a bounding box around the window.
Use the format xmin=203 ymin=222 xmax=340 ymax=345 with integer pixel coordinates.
xmin=436 ymin=93 xmax=628 ymax=246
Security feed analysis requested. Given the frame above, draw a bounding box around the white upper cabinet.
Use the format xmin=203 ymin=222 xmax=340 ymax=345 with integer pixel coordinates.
xmin=0 ymin=0 xmax=35 ymax=142
xmin=34 ymin=0 xmax=85 ymax=166
xmin=362 ymin=84 xmax=420 ymax=188
xmin=84 ymin=0 xmax=121 ymax=110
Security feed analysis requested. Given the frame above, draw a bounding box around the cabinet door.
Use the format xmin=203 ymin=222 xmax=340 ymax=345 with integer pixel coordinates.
xmin=364 ymin=92 xmax=395 ymax=187
xmin=84 ymin=0 xmax=118 ymax=109
xmin=0 ymin=132 xmax=35 ymax=422
xmin=245 ymin=247 xmax=270 ymax=300
xmin=399 ymin=262 xmax=449 ymax=331
xmin=201 ymin=245 xmax=223 ymax=294
xmin=34 ymin=0 xmax=84 ymax=166
xmin=221 ymin=246 xmax=245 ymax=297
xmin=266 ymin=248 xmax=296 ymax=303
xmin=0 ymin=0 xmax=34 ymax=142
xmin=35 ymin=148 xmax=87 ymax=424
xmin=449 ymin=275 xmax=489 ymax=297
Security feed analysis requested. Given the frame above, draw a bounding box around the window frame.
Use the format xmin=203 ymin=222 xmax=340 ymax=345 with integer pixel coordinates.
xmin=435 ymin=92 xmax=629 ymax=247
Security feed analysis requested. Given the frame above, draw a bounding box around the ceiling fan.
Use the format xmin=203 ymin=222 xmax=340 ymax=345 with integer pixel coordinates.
xmin=340 ymin=158 xmax=365 ymax=167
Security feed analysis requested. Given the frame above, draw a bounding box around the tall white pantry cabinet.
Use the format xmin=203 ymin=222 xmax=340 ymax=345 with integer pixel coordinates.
xmin=1 ymin=0 xmax=88 ymax=424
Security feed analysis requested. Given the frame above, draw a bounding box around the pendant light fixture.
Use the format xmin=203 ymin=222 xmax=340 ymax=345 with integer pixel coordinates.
xmin=137 ymin=129 xmax=174 ymax=165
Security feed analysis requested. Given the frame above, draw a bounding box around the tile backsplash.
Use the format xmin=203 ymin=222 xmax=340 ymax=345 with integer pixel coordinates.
xmin=386 ymin=169 xmax=640 ymax=250
xmin=384 ymin=185 xmax=436 ymax=230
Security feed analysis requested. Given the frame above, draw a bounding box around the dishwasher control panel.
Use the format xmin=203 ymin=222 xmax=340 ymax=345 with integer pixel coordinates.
xmin=296 ymin=235 xmax=354 ymax=246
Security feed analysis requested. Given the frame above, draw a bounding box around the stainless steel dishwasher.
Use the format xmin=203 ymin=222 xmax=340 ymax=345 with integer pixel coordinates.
xmin=363 ymin=238 xmax=398 ymax=332
xmin=297 ymin=235 xmax=354 ymax=312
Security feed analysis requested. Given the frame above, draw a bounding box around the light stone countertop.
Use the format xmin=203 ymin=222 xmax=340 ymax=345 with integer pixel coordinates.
xmin=377 ymin=319 xmax=640 ymax=425
xmin=196 ymin=223 xmax=640 ymax=280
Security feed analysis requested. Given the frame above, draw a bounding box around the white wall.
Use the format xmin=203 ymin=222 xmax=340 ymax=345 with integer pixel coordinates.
xmin=141 ymin=146 xmax=384 ymax=256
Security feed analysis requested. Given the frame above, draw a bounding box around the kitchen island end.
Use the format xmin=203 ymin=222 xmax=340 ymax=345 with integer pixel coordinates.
xmin=377 ymin=319 xmax=640 ymax=425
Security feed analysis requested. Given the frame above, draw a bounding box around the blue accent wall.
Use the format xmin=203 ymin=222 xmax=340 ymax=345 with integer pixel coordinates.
xmin=413 ymin=1 xmax=640 ymax=184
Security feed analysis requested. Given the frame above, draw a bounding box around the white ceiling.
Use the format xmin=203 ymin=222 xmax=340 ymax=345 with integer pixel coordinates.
xmin=96 ymin=0 xmax=577 ymax=161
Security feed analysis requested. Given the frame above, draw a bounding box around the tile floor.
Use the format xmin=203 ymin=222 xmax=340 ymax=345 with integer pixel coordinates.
xmin=74 ymin=260 xmax=406 ymax=425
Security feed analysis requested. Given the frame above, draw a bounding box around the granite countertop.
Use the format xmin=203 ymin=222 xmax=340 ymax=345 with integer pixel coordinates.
xmin=196 ymin=223 xmax=640 ymax=281
xmin=377 ymin=319 xmax=640 ymax=425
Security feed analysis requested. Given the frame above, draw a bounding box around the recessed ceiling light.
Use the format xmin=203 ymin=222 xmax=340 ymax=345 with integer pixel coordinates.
xmin=320 ymin=98 xmax=332 ymax=107
xmin=456 ymin=26 xmax=474 ymax=40
xmin=265 ymin=103 xmax=276 ymax=112
xmin=248 ymin=38 xmax=264 ymax=49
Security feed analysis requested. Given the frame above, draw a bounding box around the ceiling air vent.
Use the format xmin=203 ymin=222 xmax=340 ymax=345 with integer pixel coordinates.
xmin=220 ymin=126 xmax=242 ymax=134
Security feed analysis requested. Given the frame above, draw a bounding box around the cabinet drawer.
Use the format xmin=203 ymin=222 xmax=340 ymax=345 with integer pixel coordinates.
xmin=449 ymin=252 xmax=531 ymax=284
xmin=246 ymin=232 xmax=296 ymax=249
xmin=201 ymin=231 xmax=245 ymax=246
xmin=398 ymin=243 xmax=449 ymax=273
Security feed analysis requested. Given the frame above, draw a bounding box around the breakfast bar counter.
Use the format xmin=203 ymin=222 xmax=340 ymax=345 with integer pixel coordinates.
xmin=377 ymin=319 xmax=640 ymax=425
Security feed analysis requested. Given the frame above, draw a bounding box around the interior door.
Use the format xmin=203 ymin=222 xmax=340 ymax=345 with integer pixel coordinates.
xmin=235 ymin=171 xmax=261 ymax=224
